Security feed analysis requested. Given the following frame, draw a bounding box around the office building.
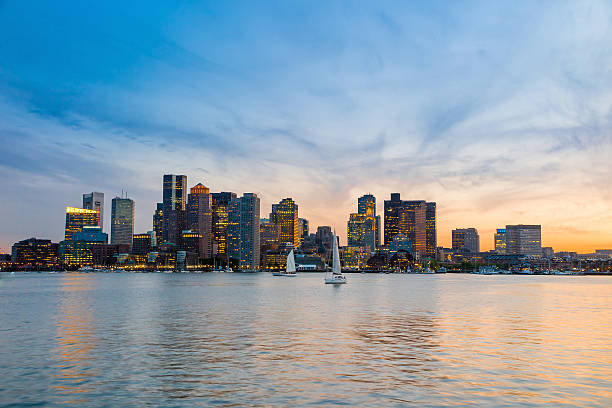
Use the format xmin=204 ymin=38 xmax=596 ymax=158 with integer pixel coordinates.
xmin=212 ymin=192 xmax=237 ymax=255
xmin=270 ymin=198 xmax=299 ymax=247
xmin=83 ymin=192 xmax=104 ymax=230
xmin=347 ymin=213 xmax=376 ymax=252
xmin=111 ymin=196 xmax=134 ymax=246
xmin=342 ymin=246 xmax=370 ymax=269
xmin=11 ymin=238 xmax=58 ymax=267
xmin=187 ymin=183 xmax=213 ymax=258
xmin=64 ymin=207 xmax=100 ymax=241
xmin=495 ymin=229 xmax=507 ymax=254
xmin=298 ymin=218 xmax=309 ymax=246
xmin=153 ymin=203 xmax=163 ymax=245
xmin=73 ymin=226 xmax=108 ymax=243
xmin=181 ymin=230 xmax=203 ymax=255
xmin=506 ymin=224 xmax=542 ymax=257
xmin=133 ymin=232 xmax=155 ymax=255
xmin=452 ymin=228 xmax=480 ymax=253
xmin=162 ymin=174 xmax=187 ymax=245
xmin=260 ymin=218 xmax=280 ymax=253
xmin=358 ymin=194 xmax=381 ymax=248
xmin=384 ymin=194 xmax=428 ymax=255
xmin=425 ymin=202 xmax=437 ymax=259
xmin=60 ymin=226 xmax=107 ymax=266
xmin=227 ymin=193 xmax=260 ymax=269
xmin=389 ymin=234 xmax=413 ymax=257
xmin=315 ymin=226 xmax=334 ymax=254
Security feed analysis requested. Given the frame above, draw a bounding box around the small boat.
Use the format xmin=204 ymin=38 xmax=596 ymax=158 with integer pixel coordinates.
xmin=78 ymin=266 xmax=94 ymax=273
xmin=325 ymin=232 xmax=346 ymax=284
xmin=273 ymin=249 xmax=297 ymax=277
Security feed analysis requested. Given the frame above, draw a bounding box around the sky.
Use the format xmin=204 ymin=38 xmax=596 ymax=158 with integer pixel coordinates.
xmin=1 ymin=0 xmax=611 ymax=253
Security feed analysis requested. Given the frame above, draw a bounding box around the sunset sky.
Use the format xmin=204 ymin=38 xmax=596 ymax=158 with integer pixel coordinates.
xmin=1 ymin=1 xmax=611 ymax=253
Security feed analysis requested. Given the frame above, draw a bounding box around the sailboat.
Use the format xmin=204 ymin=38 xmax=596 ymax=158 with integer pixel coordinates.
xmin=273 ymin=249 xmax=297 ymax=277
xmin=325 ymin=232 xmax=346 ymax=284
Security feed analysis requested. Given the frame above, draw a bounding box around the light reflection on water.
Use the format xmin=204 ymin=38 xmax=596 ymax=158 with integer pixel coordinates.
xmin=0 ymin=272 xmax=610 ymax=406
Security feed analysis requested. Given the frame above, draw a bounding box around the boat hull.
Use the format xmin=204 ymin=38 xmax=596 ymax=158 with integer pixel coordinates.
xmin=325 ymin=277 xmax=347 ymax=284
xmin=272 ymin=272 xmax=296 ymax=277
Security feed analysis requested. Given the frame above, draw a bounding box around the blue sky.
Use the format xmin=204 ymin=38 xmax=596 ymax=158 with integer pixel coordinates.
xmin=1 ymin=0 xmax=611 ymax=251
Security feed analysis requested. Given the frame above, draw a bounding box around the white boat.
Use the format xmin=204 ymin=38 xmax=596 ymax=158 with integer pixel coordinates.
xmin=78 ymin=266 xmax=94 ymax=273
xmin=325 ymin=232 xmax=346 ymax=284
xmin=273 ymin=249 xmax=297 ymax=277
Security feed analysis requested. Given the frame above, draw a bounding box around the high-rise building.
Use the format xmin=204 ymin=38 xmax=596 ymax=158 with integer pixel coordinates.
xmin=347 ymin=213 xmax=376 ymax=251
xmin=73 ymin=226 xmax=108 ymax=243
xmin=187 ymin=183 xmax=213 ymax=258
xmin=83 ymin=192 xmax=104 ymax=230
xmin=227 ymin=193 xmax=260 ymax=269
xmin=494 ymin=228 xmax=507 ymax=254
xmin=212 ymin=192 xmax=237 ymax=255
xmin=425 ymin=202 xmax=437 ymax=259
xmin=270 ymin=198 xmax=299 ymax=247
xmin=384 ymin=194 xmax=430 ymax=256
xmin=260 ymin=218 xmax=280 ymax=254
xmin=60 ymin=226 xmax=107 ymax=266
xmin=153 ymin=203 xmax=163 ymax=245
xmin=111 ymin=197 xmax=134 ymax=247
xmin=506 ymin=224 xmax=542 ymax=257
xmin=181 ymin=231 xmax=203 ymax=255
xmin=64 ymin=207 xmax=100 ymax=241
xmin=162 ymin=174 xmax=187 ymax=245
xmin=298 ymin=218 xmax=309 ymax=246
xmin=452 ymin=228 xmax=480 ymax=253
xmin=356 ymin=194 xmax=379 ymax=250
xmin=315 ymin=226 xmax=334 ymax=254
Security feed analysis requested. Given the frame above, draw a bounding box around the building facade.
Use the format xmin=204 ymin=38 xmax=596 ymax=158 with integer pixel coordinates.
xmin=153 ymin=203 xmax=163 ymax=244
xmin=452 ymin=228 xmax=480 ymax=253
xmin=358 ymin=194 xmax=381 ymax=248
xmin=506 ymin=224 xmax=542 ymax=257
xmin=270 ymin=198 xmax=299 ymax=248
xmin=383 ymin=194 xmax=432 ymax=257
xmin=65 ymin=207 xmax=100 ymax=241
xmin=347 ymin=213 xmax=376 ymax=252
xmin=11 ymin=238 xmax=58 ymax=267
xmin=425 ymin=202 xmax=437 ymax=259
xmin=187 ymin=183 xmax=213 ymax=258
xmin=227 ymin=193 xmax=261 ymax=269
xmin=83 ymin=192 xmax=104 ymax=230
xmin=162 ymin=174 xmax=187 ymax=245
xmin=494 ymin=228 xmax=507 ymax=254
xmin=111 ymin=197 xmax=134 ymax=247
xmin=211 ymin=192 xmax=237 ymax=255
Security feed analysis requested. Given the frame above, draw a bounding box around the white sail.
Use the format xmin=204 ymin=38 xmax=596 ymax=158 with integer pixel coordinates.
xmin=332 ymin=233 xmax=341 ymax=275
xmin=286 ymin=249 xmax=296 ymax=273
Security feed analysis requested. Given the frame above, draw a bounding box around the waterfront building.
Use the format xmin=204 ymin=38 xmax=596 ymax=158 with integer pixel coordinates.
xmin=383 ymin=194 xmax=429 ymax=256
xmin=83 ymin=192 xmax=104 ymax=230
xmin=111 ymin=196 xmax=134 ymax=247
xmin=425 ymin=202 xmax=437 ymax=259
xmin=11 ymin=238 xmax=58 ymax=267
xmin=153 ymin=203 xmax=163 ymax=245
xmin=211 ymin=192 xmax=237 ymax=255
xmin=260 ymin=218 xmax=280 ymax=254
xmin=506 ymin=224 xmax=542 ymax=257
xmin=59 ymin=227 xmax=107 ymax=266
xmin=452 ymin=228 xmax=480 ymax=253
xmin=342 ymin=246 xmax=370 ymax=269
xmin=162 ymin=174 xmax=187 ymax=245
xmin=64 ymin=207 xmax=100 ymax=241
xmin=270 ymin=198 xmax=299 ymax=247
xmin=132 ymin=232 xmax=155 ymax=255
xmin=494 ymin=229 xmax=507 ymax=254
xmin=542 ymin=247 xmax=554 ymax=258
xmin=227 ymin=193 xmax=260 ymax=269
xmin=187 ymin=183 xmax=213 ymax=258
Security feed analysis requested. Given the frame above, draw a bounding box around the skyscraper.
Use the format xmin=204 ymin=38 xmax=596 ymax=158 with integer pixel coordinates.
xmin=187 ymin=183 xmax=213 ymax=258
xmin=153 ymin=203 xmax=163 ymax=245
xmin=227 ymin=193 xmax=260 ymax=269
xmin=425 ymin=202 xmax=437 ymax=259
xmin=357 ymin=194 xmax=379 ymax=249
xmin=162 ymin=174 xmax=187 ymax=245
xmin=83 ymin=192 xmax=104 ymax=230
xmin=383 ymin=194 xmax=428 ymax=256
xmin=506 ymin=224 xmax=542 ymax=257
xmin=212 ymin=192 xmax=237 ymax=255
xmin=452 ymin=228 xmax=480 ymax=253
xmin=260 ymin=218 xmax=280 ymax=254
xmin=111 ymin=196 xmax=135 ymax=247
xmin=494 ymin=228 xmax=507 ymax=254
xmin=347 ymin=213 xmax=376 ymax=251
xmin=298 ymin=218 xmax=309 ymax=246
xmin=270 ymin=198 xmax=299 ymax=248
xmin=65 ymin=207 xmax=100 ymax=241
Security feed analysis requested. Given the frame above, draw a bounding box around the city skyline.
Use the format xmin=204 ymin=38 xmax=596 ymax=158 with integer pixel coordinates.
xmin=1 ymin=1 xmax=612 ymax=253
